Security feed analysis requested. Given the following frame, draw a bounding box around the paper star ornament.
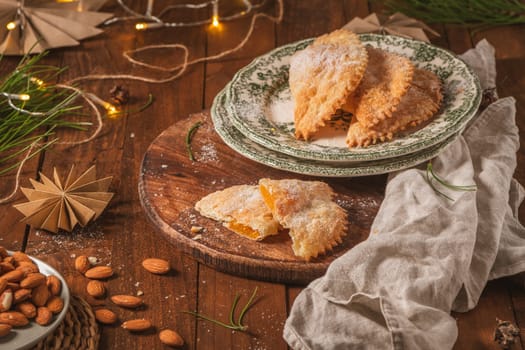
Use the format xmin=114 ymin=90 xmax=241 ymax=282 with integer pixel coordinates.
xmin=0 ymin=0 xmax=113 ymax=55
xmin=343 ymin=12 xmax=439 ymax=43
xmin=14 ymin=165 xmax=114 ymax=233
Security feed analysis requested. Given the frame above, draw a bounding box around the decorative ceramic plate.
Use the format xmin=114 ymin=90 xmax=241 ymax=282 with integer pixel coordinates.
xmin=0 ymin=252 xmax=70 ymax=350
xmin=226 ymin=33 xmax=481 ymax=162
xmin=212 ymin=87 xmax=455 ymax=177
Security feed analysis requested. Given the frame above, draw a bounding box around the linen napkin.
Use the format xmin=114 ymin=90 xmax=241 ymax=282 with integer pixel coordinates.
xmin=283 ymin=40 xmax=525 ymax=349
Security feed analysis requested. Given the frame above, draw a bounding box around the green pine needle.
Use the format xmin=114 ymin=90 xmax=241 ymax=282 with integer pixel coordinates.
xmin=0 ymin=52 xmax=88 ymax=175
xmin=183 ymin=287 xmax=258 ymax=332
xmin=383 ymin=0 xmax=525 ymax=28
xmin=426 ymin=161 xmax=477 ymax=201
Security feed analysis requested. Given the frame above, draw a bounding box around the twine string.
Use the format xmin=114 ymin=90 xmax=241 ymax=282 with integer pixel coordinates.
xmin=2 ymin=0 xmax=283 ymax=204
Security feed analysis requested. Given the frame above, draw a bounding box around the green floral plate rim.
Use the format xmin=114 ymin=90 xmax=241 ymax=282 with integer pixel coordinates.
xmin=212 ymin=86 xmax=456 ymax=177
xmin=225 ymin=33 xmax=481 ymax=163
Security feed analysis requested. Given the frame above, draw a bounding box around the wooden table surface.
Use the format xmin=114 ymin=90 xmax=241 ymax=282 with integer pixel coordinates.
xmin=1 ymin=1 xmax=524 ymax=349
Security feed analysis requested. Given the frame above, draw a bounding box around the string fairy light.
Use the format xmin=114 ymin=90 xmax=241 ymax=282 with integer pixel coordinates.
xmin=105 ymin=0 xmax=268 ymax=31
xmin=70 ymin=0 xmax=283 ymax=85
xmin=1 ymin=0 xmax=284 ymax=203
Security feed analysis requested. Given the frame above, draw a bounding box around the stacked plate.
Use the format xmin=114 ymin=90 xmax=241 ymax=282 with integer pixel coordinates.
xmin=211 ymin=34 xmax=481 ymax=177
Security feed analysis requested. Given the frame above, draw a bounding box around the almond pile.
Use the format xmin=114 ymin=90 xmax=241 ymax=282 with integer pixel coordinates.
xmin=75 ymin=255 xmax=184 ymax=347
xmin=0 ymin=247 xmax=65 ymax=339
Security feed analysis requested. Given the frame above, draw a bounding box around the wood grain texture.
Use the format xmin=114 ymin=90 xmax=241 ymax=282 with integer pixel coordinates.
xmin=139 ymin=111 xmax=383 ymax=284
xmin=0 ymin=1 xmax=523 ymax=349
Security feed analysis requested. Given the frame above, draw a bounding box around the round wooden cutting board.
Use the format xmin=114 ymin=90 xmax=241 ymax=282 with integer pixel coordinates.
xmin=138 ymin=111 xmax=386 ymax=284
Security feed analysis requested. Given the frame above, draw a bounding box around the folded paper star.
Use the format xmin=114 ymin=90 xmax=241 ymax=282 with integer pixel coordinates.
xmin=14 ymin=165 xmax=114 ymax=233
xmin=343 ymin=12 xmax=439 ymax=43
xmin=0 ymin=0 xmax=113 ymax=55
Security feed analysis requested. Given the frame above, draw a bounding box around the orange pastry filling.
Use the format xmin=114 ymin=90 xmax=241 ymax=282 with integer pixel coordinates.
xmin=259 ymin=184 xmax=275 ymax=212
xmin=225 ymin=221 xmax=260 ymax=240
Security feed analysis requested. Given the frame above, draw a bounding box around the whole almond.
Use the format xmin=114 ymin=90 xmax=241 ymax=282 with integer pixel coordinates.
xmin=0 ymin=289 xmax=13 ymax=312
xmin=1 ymin=269 xmax=24 ymax=282
xmin=110 ymin=295 xmax=143 ymax=309
xmin=74 ymin=255 xmax=91 ymax=274
xmin=0 ymin=311 xmax=29 ymax=327
xmin=46 ymin=296 xmax=64 ymax=314
xmin=0 ymin=278 xmax=7 ymax=294
xmin=11 ymin=251 xmax=31 ymax=264
xmin=0 ymin=247 xmax=8 ymax=258
xmin=35 ymin=307 xmax=52 ymax=326
xmin=0 ymin=323 xmax=11 ymax=338
xmin=142 ymin=258 xmax=170 ymax=275
xmin=0 ymin=262 xmax=14 ymax=273
xmin=13 ymin=288 xmax=31 ymax=304
xmin=85 ymin=266 xmax=113 ymax=280
xmin=15 ymin=302 xmax=37 ymax=319
xmin=16 ymin=261 xmax=39 ymax=274
xmin=94 ymin=308 xmax=118 ymax=325
xmin=20 ymin=272 xmax=46 ymax=289
xmin=159 ymin=329 xmax=184 ymax=347
xmin=32 ymin=283 xmax=50 ymax=307
xmin=6 ymin=282 xmax=19 ymax=292
xmin=86 ymin=280 xmax=106 ymax=298
xmin=46 ymin=275 xmax=62 ymax=296
xmin=121 ymin=319 xmax=152 ymax=332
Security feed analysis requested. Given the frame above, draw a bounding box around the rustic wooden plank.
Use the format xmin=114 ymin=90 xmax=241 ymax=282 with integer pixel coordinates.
xmin=21 ymin=1 xmax=206 ymax=349
xmin=454 ymin=279 xmax=523 ymax=350
xmin=472 ymin=23 xmax=525 ymax=350
xmin=277 ymin=0 xmax=347 ymax=44
xmin=196 ymin=1 xmax=290 ymax=348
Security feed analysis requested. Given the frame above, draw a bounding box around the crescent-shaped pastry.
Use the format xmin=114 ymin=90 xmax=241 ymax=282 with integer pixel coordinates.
xmin=195 ymin=185 xmax=280 ymax=241
xmin=258 ymin=178 xmax=347 ymax=261
xmin=289 ymin=29 xmax=368 ymax=140
xmin=346 ymin=68 xmax=442 ymax=147
xmin=344 ymin=46 xmax=414 ymax=128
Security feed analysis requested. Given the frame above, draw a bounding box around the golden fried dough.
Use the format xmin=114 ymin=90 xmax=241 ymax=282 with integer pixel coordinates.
xmin=195 ymin=185 xmax=280 ymax=241
xmin=289 ymin=29 xmax=368 ymax=140
xmin=344 ymin=46 xmax=414 ymax=128
xmin=259 ymin=178 xmax=347 ymax=261
xmin=346 ymin=68 xmax=442 ymax=147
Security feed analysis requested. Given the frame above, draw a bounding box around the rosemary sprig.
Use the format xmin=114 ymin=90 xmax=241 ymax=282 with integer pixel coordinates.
xmin=383 ymin=0 xmax=525 ymax=28
xmin=426 ymin=161 xmax=477 ymax=201
xmin=183 ymin=286 xmax=258 ymax=331
xmin=185 ymin=121 xmax=202 ymax=161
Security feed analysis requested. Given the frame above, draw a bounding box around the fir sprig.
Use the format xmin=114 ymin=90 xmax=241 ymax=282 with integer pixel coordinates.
xmin=426 ymin=161 xmax=477 ymax=201
xmin=183 ymin=287 xmax=258 ymax=331
xmin=0 ymin=52 xmax=89 ymax=175
xmin=383 ymin=0 xmax=525 ymax=28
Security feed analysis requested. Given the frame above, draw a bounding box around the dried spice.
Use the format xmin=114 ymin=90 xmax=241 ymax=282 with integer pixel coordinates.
xmin=109 ymin=85 xmax=130 ymax=105
xmin=494 ymin=318 xmax=521 ymax=349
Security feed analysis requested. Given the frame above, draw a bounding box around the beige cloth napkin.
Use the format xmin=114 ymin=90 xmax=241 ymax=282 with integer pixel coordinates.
xmin=283 ymin=40 xmax=525 ymax=349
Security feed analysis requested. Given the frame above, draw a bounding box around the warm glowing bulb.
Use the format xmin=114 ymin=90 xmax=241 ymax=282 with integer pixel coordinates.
xmin=6 ymin=21 xmax=17 ymax=31
xmin=104 ymin=102 xmax=120 ymax=117
xmin=19 ymin=94 xmax=30 ymax=101
xmin=135 ymin=22 xmax=147 ymax=30
xmin=212 ymin=15 xmax=220 ymax=27
xmin=30 ymin=77 xmax=45 ymax=87
xmin=135 ymin=22 xmax=163 ymax=30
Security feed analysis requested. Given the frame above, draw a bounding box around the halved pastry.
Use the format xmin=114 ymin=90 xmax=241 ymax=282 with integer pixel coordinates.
xmin=346 ymin=68 xmax=442 ymax=147
xmin=289 ymin=29 xmax=368 ymax=140
xmin=344 ymin=46 xmax=414 ymax=128
xmin=195 ymin=185 xmax=280 ymax=241
xmin=258 ymin=178 xmax=347 ymax=261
